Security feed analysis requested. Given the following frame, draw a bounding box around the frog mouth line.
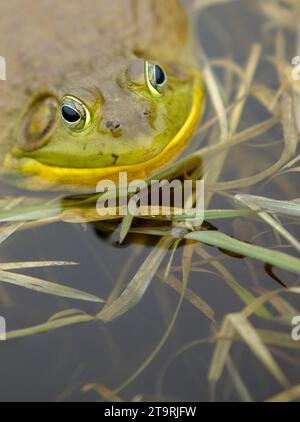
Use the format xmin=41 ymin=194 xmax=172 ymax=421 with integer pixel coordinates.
xmin=3 ymin=75 xmax=205 ymax=191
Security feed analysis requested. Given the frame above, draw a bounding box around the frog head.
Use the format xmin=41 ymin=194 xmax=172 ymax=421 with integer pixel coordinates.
xmin=2 ymin=56 xmax=204 ymax=191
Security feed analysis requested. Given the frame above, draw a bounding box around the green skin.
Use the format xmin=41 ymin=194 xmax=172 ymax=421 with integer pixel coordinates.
xmin=10 ymin=57 xmax=196 ymax=170
xmin=0 ymin=0 xmax=203 ymax=191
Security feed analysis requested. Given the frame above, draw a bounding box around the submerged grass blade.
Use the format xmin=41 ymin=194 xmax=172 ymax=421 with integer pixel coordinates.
xmin=158 ymin=272 xmax=216 ymax=323
xmin=226 ymin=357 xmax=254 ymax=402
xmin=208 ymin=317 xmax=235 ymax=397
xmin=195 ymin=245 xmax=271 ymax=318
xmin=110 ymin=239 xmax=193 ymax=397
xmin=209 ymin=314 xmax=289 ymax=393
xmin=0 ymin=270 xmax=103 ymax=303
xmin=242 ymin=287 xmax=300 ymax=319
xmin=98 ymin=236 xmax=174 ymax=322
xmin=5 ymin=314 xmax=94 ymax=341
xmin=258 ymin=329 xmax=300 ymax=350
xmin=227 ymin=314 xmax=289 ymax=387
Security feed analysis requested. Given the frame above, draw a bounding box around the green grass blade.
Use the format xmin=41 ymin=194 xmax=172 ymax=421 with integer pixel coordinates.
xmin=0 ymin=205 xmax=61 ymax=222
xmin=5 ymin=314 xmax=94 ymax=341
xmin=119 ymin=214 xmax=134 ymax=244
xmin=235 ymin=194 xmax=300 ymax=218
xmin=186 ymin=231 xmax=300 ymax=274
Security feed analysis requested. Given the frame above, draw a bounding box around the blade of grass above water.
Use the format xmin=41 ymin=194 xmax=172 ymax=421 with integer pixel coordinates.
xmin=207 ymin=93 xmax=298 ymax=191
xmin=235 ymin=194 xmax=300 ymax=218
xmin=235 ymin=195 xmax=300 ymax=253
xmin=119 ymin=214 xmax=134 ymax=244
xmin=0 ymin=270 xmax=103 ymax=303
xmin=0 ymin=204 xmax=62 ymax=222
xmin=186 ymin=231 xmax=300 ymax=275
xmin=0 ymin=223 xmax=24 ymax=244
xmin=0 ymin=261 xmax=78 ymax=271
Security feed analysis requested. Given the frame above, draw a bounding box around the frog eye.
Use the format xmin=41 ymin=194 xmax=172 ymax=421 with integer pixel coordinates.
xmin=145 ymin=61 xmax=167 ymax=97
xmin=61 ymin=96 xmax=91 ymax=131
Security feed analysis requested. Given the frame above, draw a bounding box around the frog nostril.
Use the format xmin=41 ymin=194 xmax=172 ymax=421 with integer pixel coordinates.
xmin=106 ymin=120 xmax=122 ymax=133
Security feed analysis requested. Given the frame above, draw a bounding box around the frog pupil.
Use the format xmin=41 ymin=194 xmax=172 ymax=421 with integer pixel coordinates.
xmin=61 ymin=106 xmax=81 ymax=123
xmin=155 ymin=65 xmax=166 ymax=85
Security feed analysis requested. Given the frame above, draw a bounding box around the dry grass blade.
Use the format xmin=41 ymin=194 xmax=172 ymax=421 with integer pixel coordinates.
xmin=158 ymin=272 xmax=216 ymax=323
xmin=227 ymin=314 xmax=289 ymax=387
xmin=0 ymin=261 xmax=78 ymax=270
xmin=110 ymin=239 xmax=193 ymax=397
xmin=195 ymin=245 xmax=271 ymax=318
xmin=208 ymin=316 xmax=235 ymax=397
xmin=0 ymin=270 xmax=103 ymax=303
xmin=201 ymin=50 xmax=229 ymax=138
xmin=226 ymin=357 xmax=254 ymax=402
xmin=205 ymin=44 xmax=261 ymax=202
xmin=98 ymin=236 xmax=174 ymax=322
xmin=266 ymin=384 xmax=300 ymax=402
xmin=236 ymin=195 xmax=300 ymax=253
xmin=82 ymin=384 xmax=125 ymax=402
xmin=242 ymin=287 xmax=300 ymax=319
xmin=164 ymin=239 xmax=181 ymax=279
xmin=207 ymin=94 xmax=298 ymax=190
xmin=0 ymin=206 xmax=61 ymax=222
xmin=209 ymin=313 xmax=289 ymax=393
xmin=193 ymin=0 xmax=240 ymax=11
xmin=258 ymin=330 xmax=300 ymax=350
xmin=0 ymin=223 xmax=23 ymax=244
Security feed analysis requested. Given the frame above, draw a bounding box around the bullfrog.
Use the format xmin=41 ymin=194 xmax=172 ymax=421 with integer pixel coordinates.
xmin=0 ymin=0 xmax=205 ymax=191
